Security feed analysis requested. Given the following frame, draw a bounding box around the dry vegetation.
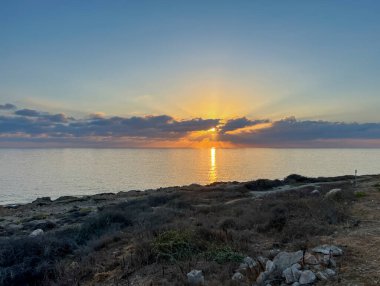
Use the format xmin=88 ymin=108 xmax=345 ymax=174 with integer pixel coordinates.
xmin=0 ymin=174 xmax=366 ymax=286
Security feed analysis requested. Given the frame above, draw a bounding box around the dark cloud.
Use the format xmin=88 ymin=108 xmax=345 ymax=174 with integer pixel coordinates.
xmin=220 ymin=117 xmax=270 ymax=133
xmin=221 ymin=117 xmax=380 ymax=147
xmin=2 ymin=105 xmax=380 ymax=147
xmin=15 ymin=109 xmax=41 ymax=117
xmin=15 ymin=109 xmax=70 ymax=123
xmin=1 ymin=107 xmax=220 ymax=141
xmin=0 ymin=103 xmax=17 ymax=110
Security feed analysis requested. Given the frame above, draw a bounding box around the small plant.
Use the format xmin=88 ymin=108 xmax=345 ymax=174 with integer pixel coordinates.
xmin=152 ymin=230 xmax=197 ymax=262
xmin=355 ymin=191 xmax=367 ymax=198
xmin=204 ymin=246 xmax=244 ymax=264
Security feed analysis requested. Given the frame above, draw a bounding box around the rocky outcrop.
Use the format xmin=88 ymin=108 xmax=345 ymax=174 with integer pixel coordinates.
xmin=187 ymin=269 xmax=204 ymax=285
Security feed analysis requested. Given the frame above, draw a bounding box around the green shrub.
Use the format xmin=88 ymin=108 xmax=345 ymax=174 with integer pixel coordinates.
xmin=204 ymin=246 xmax=244 ymax=264
xmin=355 ymin=191 xmax=367 ymax=198
xmin=152 ymin=230 xmax=197 ymax=262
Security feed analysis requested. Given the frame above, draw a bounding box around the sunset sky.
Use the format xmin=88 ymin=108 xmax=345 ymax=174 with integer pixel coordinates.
xmin=1 ymin=1 xmax=380 ymax=147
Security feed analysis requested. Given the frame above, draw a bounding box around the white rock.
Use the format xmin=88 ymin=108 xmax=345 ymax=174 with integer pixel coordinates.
xmin=187 ymin=269 xmax=204 ymax=285
xmin=311 ymin=190 xmax=320 ymax=197
xmin=312 ymin=245 xmax=343 ymax=256
xmin=265 ymin=260 xmax=275 ymax=274
xmin=243 ymin=256 xmax=257 ymax=268
xmin=299 ymin=270 xmax=316 ymax=285
xmin=325 ymin=188 xmax=342 ymax=199
xmin=273 ymin=251 xmax=303 ymax=273
xmin=29 ymin=229 xmax=44 ymax=237
xmin=304 ymin=253 xmax=318 ymax=265
xmin=232 ymin=272 xmax=244 ymax=281
xmin=324 ymin=268 xmax=336 ymax=277
xmin=316 ymin=271 xmax=328 ymax=281
xmin=282 ymin=263 xmax=301 ymax=284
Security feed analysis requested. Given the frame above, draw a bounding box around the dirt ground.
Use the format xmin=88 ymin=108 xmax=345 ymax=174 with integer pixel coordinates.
xmin=321 ymin=175 xmax=380 ymax=286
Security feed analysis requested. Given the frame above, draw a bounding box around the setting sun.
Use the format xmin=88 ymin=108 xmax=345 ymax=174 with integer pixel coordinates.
xmin=208 ymin=127 xmax=216 ymax=132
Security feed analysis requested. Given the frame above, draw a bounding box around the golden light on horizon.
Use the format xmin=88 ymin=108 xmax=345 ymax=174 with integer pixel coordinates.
xmin=209 ymin=147 xmax=217 ymax=182
xmin=208 ymin=127 xmax=216 ymax=132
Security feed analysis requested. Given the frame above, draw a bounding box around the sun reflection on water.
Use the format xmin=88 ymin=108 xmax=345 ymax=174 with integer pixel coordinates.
xmin=209 ymin=147 xmax=217 ymax=183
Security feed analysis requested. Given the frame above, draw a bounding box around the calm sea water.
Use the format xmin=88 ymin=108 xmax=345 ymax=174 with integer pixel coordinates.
xmin=0 ymin=148 xmax=379 ymax=204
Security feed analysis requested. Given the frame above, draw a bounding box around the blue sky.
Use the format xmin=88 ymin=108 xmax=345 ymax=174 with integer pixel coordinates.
xmin=1 ymin=1 xmax=380 ymax=147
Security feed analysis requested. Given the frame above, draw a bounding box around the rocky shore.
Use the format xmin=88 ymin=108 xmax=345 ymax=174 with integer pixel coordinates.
xmin=1 ymin=174 xmax=380 ymax=285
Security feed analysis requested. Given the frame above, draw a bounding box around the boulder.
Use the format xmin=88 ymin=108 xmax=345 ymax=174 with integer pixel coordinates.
xmin=240 ymin=256 xmax=257 ymax=269
xmin=292 ymin=283 xmax=300 ymax=286
xmin=311 ymin=190 xmax=320 ymax=197
xmin=304 ymin=253 xmax=318 ymax=265
xmin=324 ymin=268 xmax=336 ymax=277
xmin=256 ymin=271 xmax=268 ymax=285
xmin=325 ymin=189 xmax=342 ymax=200
xmin=312 ymin=245 xmax=343 ymax=256
xmin=282 ymin=263 xmax=301 ymax=284
xmin=32 ymin=197 xmax=52 ymax=206
xmin=273 ymin=251 xmax=303 ymax=273
xmin=187 ymin=270 xmax=204 ymax=285
xmin=265 ymin=260 xmax=275 ymax=274
xmin=232 ymin=272 xmax=244 ymax=281
xmin=316 ymin=271 xmax=328 ymax=281
xmin=299 ymin=270 xmax=316 ymax=285
xmin=29 ymin=229 xmax=44 ymax=237
xmin=321 ymin=255 xmax=337 ymax=267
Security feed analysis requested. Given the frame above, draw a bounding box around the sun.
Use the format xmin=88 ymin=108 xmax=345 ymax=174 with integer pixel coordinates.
xmin=208 ymin=127 xmax=216 ymax=132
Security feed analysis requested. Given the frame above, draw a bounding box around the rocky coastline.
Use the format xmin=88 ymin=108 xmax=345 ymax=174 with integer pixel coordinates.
xmin=1 ymin=174 xmax=380 ymax=285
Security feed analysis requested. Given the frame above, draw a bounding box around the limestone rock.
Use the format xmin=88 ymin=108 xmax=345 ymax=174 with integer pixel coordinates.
xmin=311 ymin=190 xmax=320 ymax=197
xmin=265 ymin=260 xmax=275 ymax=274
xmin=325 ymin=188 xmax=342 ymax=200
xmin=304 ymin=253 xmax=318 ymax=265
xmin=273 ymin=251 xmax=303 ymax=273
xmin=299 ymin=270 xmax=316 ymax=285
xmin=29 ymin=229 xmax=44 ymax=237
xmin=316 ymin=271 xmax=328 ymax=281
xmin=187 ymin=270 xmax=204 ymax=285
xmin=282 ymin=263 xmax=301 ymax=284
xmin=232 ymin=272 xmax=244 ymax=281
xmin=312 ymin=245 xmax=343 ymax=256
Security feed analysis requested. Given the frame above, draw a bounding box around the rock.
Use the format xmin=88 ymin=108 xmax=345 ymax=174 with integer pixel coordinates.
xmin=304 ymin=253 xmax=318 ymax=265
xmin=316 ymin=271 xmax=328 ymax=281
xmin=256 ymin=272 xmax=268 ymax=285
xmin=241 ymin=256 xmax=257 ymax=269
xmin=325 ymin=188 xmax=342 ymax=200
xmin=257 ymin=256 xmax=268 ymax=268
xmin=292 ymin=283 xmax=300 ymax=286
xmin=265 ymin=260 xmax=275 ymax=274
xmin=311 ymin=190 xmax=320 ymax=197
xmin=232 ymin=272 xmax=244 ymax=281
xmin=29 ymin=229 xmax=44 ymax=237
xmin=273 ymin=251 xmax=303 ymax=273
xmin=324 ymin=268 xmax=336 ymax=277
xmin=187 ymin=270 xmax=204 ymax=285
xmin=299 ymin=270 xmax=316 ymax=285
xmin=321 ymin=255 xmax=337 ymax=267
xmin=32 ymin=197 xmax=52 ymax=206
xmin=312 ymin=245 xmax=343 ymax=256
xmin=282 ymin=263 xmax=301 ymax=284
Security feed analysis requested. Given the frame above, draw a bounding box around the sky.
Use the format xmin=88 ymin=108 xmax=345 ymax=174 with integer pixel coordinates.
xmin=1 ymin=0 xmax=380 ymax=148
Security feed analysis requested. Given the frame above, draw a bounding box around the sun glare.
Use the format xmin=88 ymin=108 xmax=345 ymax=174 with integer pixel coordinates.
xmin=208 ymin=127 xmax=216 ymax=132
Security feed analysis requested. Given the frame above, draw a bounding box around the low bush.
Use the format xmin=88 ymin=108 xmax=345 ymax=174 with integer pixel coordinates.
xmin=204 ymin=246 xmax=244 ymax=264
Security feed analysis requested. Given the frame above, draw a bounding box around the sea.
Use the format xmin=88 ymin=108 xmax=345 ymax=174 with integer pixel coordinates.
xmin=1 ymin=148 xmax=379 ymax=204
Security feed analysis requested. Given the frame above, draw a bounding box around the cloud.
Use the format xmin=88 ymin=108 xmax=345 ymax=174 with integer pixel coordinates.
xmin=14 ymin=108 xmax=70 ymax=123
xmin=220 ymin=117 xmax=270 ymax=133
xmin=2 ymin=104 xmax=380 ymax=147
xmin=1 ymin=106 xmax=220 ymax=143
xmin=0 ymin=103 xmax=17 ymax=110
xmin=220 ymin=117 xmax=380 ymax=147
